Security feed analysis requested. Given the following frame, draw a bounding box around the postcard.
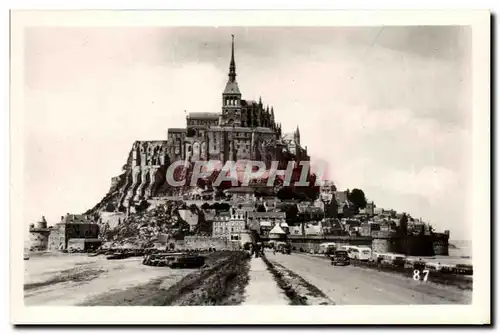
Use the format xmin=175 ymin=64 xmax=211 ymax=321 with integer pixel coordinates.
xmin=10 ymin=9 xmax=490 ymax=325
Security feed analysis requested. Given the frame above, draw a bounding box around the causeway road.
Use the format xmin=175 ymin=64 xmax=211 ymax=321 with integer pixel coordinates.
xmin=265 ymin=252 xmax=472 ymax=305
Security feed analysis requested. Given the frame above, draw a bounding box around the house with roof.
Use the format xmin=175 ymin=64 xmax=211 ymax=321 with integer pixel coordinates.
xmin=269 ymin=224 xmax=287 ymax=241
xmin=297 ymin=203 xmax=324 ymax=221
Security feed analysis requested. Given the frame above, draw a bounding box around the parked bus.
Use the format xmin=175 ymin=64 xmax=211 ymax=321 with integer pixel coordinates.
xmin=372 ymin=252 xmax=407 ymax=266
xmin=319 ymin=242 xmax=337 ymax=256
xmin=346 ymin=246 xmax=372 ymax=261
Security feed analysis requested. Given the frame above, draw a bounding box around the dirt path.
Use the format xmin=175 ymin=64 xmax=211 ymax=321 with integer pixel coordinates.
xmin=243 ymin=257 xmax=289 ymax=305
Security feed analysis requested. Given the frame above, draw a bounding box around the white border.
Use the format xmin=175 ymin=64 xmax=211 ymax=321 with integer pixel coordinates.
xmin=9 ymin=10 xmax=491 ymax=325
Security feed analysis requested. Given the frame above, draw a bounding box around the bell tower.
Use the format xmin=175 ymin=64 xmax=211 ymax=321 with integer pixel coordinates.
xmin=221 ymin=35 xmax=242 ymax=126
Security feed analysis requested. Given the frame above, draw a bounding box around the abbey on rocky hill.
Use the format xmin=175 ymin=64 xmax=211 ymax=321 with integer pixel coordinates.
xmin=112 ymin=36 xmax=310 ymax=207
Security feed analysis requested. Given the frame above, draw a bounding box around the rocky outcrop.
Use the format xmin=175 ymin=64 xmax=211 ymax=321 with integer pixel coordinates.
xmin=87 ymin=141 xmax=171 ymax=216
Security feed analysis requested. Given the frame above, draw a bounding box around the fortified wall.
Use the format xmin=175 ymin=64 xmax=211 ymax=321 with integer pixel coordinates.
xmin=119 ymin=140 xmax=170 ymax=210
xmin=288 ymin=230 xmax=449 ymax=256
xmin=180 ymin=236 xmax=239 ymax=250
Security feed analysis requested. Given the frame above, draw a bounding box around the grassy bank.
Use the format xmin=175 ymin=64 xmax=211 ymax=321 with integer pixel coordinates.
xmin=261 ymin=254 xmax=334 ymax=305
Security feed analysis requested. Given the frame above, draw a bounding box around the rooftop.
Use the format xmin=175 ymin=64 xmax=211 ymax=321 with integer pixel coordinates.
xmin=187 ymin=112 xmax=220 ymax=120
xmin=223 ymin=81 xmax=241 ymax=95
xmin=269 ymin=225 xmax=286 ymax=235
xmin=242 ymin=100 xmax=258 ymax=106
xmin=248 ymin=211 xmax=286 ymax=219
xmin=224 ymin=187 xmax=255 ymax=194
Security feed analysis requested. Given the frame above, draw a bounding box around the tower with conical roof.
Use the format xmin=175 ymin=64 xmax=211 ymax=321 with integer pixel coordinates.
xmin=221 ymin=35 xmax=242 ymax=126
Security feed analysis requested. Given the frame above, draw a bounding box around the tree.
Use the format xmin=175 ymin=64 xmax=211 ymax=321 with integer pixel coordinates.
xmin=398 ymin=213 xmax=409 ymax=236
xmin=300 ymin=173 xmax=320 ymax=200
xmin=277 ymin=187 xmax=292 ymax=200
xmin=257 ymin=204 xmax=266 ymax=212
xmin=277 ymin=186 xmax=304 ymax=200
xmin=284 ymin=204 xmax=299 ymax=224
xmin=347 ymin=188 xmax=367 ymax=209
xmin=324 ymin=198 xmax=338 ymax=218
xmin=212 ymin=202 xmax=230 ymax=212
xmin=193 ymin=210 xmax=212 ymax=236
xmin=201 ymin=202 xmax=211 ymax=211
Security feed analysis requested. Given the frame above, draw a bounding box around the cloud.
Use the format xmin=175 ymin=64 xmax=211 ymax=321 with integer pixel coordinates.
xmin=379 ymin=166 xmax=459 ymax=200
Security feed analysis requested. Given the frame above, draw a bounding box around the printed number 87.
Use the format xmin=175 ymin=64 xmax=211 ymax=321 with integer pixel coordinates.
xmin=413 ymin=269 xmax=429 ymax=281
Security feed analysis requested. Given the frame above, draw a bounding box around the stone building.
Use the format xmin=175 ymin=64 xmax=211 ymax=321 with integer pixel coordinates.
xmin=122 ymin=140 xmax=170 ymax=206
xmin=212 ymin=207 xmax=247 ymax=241
xmin=334 ymin=190 xmax=349 ymax=205
xmin=114 ymin=36 xmax=310 ymax=207
xmin=359 ymin=201 xmax=376 ymax=215
xmin=28 ymin=216 xmax=50 ymax=251
xmin=268 ymin=224 xmax=287 ymax=241
xmin=247 ymin=211 xmax=286 ymax=239
xmin=165 ymin=36 xmax=309 ymax=168
xmin=48 ymin=214 xmax=100 ymax=251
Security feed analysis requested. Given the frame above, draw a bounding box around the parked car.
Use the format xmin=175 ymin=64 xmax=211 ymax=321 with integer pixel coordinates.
xmin=276 ymin=242 xmax=291 ymax=254
xmin=372 ymin=252 xmax=407 ymax=266
xmin=331 ymin=250 xmax=350 ymax=266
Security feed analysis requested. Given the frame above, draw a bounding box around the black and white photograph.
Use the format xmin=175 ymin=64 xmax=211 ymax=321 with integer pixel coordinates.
xmin=9 ymin=10 xmax=490 ymax=325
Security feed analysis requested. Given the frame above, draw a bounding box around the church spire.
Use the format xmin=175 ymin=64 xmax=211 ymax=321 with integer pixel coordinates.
xmin=228 ymin=34 xmax=236 ymax=82
xmin=223 ymin=34 xmax=241 ymax=96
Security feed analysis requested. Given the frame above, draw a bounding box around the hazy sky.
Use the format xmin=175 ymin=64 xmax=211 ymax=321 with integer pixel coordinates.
xmin=23 ymin=26 xmax=472 ymax=239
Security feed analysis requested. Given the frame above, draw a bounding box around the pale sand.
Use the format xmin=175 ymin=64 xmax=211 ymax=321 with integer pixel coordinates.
xmin=24 ymin=253 xmax=193 ymax=306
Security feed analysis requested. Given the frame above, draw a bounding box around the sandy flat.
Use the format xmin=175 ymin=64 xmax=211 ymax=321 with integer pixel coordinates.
xmin=24 ymin=253 xmax=193 ymax=306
